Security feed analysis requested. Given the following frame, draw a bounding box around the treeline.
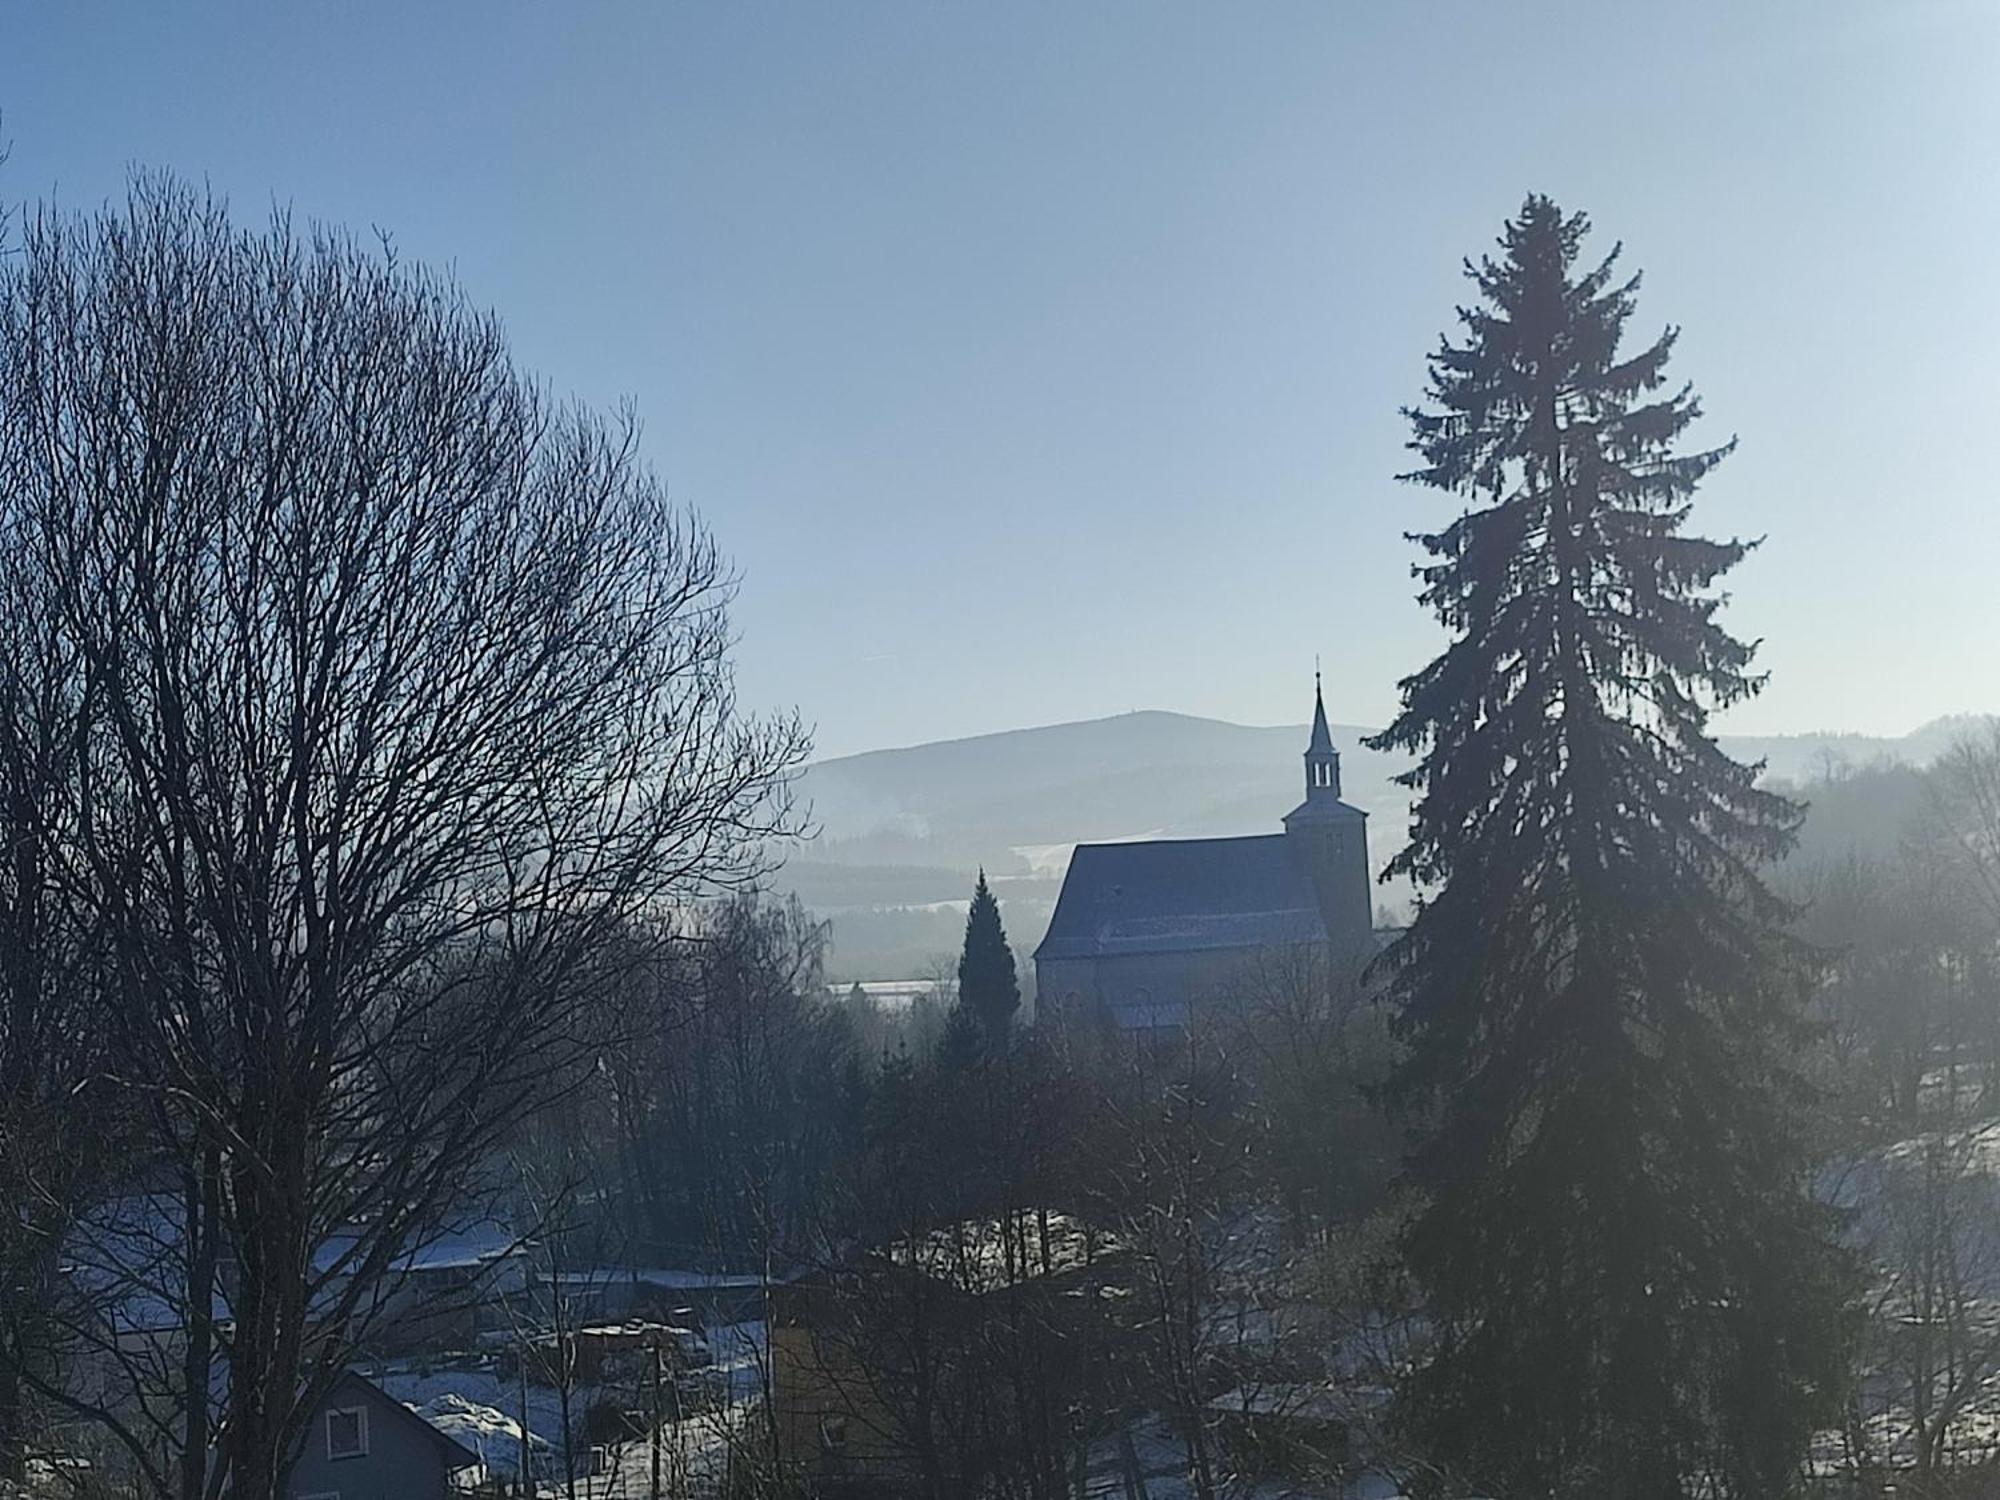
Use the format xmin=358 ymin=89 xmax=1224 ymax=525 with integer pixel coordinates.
xmin=514 ymin=883 xmax=1398 ymax=1498
xmin=1785 ymin=737 xmax=2000 ymax=1489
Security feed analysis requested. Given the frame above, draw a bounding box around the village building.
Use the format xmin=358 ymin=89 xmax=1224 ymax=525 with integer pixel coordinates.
xmin=287 ymin=1369 xmax=479 ymax=1499
xmin=1034 ymin=679 xmax=1374 ymax=1031
xmin=769 ymin=1213 xmax=1124 ymax=1497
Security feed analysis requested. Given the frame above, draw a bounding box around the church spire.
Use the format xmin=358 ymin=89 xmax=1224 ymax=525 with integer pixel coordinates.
xmin=1308 ymin=667 xmax=1335 ymax=755
xmin=1304 ymin=669 xmax=1340 ymax=798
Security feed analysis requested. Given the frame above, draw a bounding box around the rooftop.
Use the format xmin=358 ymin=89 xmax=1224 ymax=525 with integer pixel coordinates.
xmin=1035 ymin=833 xmax=1329 ymax=961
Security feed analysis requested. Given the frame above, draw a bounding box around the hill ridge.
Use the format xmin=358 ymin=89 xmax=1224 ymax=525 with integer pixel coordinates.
xmin=785 ymin=709 xmax=1995 ymax=980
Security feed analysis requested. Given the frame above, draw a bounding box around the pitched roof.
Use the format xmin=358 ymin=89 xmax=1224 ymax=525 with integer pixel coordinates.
xmin=1035 ymin=834 xmax=1329 ymax=961
xmin=332 ymin=1370 xmax=481 ymax=1472
xmin=315 ymin=1215 xmax=524 ymax=1278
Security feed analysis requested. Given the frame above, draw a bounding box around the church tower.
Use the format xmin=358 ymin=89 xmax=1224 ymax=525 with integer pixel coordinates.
xmin=1283 ymin=674 xmax=1372 ymax=951
xmin=1302 ymin=673 xmax=1342 ymax=799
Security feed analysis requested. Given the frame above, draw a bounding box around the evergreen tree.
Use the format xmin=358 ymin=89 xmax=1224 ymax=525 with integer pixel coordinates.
xmin=937 ymin=994 xmax=986 ymax=1074
xmin=1369 ymin=196 xmax=1852 ymax=1497
xmin=957 ymin=870 xmax=1020 ymax=1052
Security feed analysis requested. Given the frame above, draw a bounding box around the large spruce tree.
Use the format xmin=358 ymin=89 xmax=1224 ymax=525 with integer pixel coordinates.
xmin=1370 ymin=197 xmax=1851 ymax=1497
xmin=958 ymin=870 xmax=1021 ymax=1051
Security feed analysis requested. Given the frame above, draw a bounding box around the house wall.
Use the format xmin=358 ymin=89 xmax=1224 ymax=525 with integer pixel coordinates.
xmin=289 ymin=1385 xmax=453 ymax=1500
xmin=345 ymin=1254 xmax=529 ymax=1357
xmin=770 ymin=1317 xmax=913 ymax=1493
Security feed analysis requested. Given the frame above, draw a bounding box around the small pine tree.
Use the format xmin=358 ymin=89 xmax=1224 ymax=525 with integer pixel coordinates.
xmin=957 ymin=870 xmax=1020 ymax=1052
xmin=1370 ymin=196 xmax=1852 ymax=1497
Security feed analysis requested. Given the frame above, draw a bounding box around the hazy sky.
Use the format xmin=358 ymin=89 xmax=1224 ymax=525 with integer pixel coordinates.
xmin=4 ymin=3 xmax=1995 ymax=759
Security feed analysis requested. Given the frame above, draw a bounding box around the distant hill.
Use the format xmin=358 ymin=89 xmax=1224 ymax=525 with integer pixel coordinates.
xmin=779 ymin=710 xmax=1996 ymax=981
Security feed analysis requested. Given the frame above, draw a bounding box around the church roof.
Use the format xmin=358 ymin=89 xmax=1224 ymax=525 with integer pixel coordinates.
xmin=1035 ymin=834 xmax=1329 ymax=961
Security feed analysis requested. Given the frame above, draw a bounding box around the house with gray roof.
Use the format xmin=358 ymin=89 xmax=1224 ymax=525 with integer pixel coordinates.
xmin=1035 ymin=679 xmax=1373 ymax=1031
xmin=288 ymin=1369 xmax=479 ymax=1499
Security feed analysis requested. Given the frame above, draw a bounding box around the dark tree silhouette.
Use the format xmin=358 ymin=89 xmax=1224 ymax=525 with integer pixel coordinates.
xmin=956 ymin=872 xmax=1020 ymax=1052
xmin=1368 ymin=196 xmax=1852 ymax=1497
xmin=0 ymin=177 xmax=807 ymax=1498
xmin=0 ymin=452 xmax=121 ymax=1483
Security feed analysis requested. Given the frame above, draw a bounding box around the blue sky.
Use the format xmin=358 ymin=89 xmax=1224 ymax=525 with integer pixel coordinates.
xmin=4 ymin=2 xmax=1995 ymax=758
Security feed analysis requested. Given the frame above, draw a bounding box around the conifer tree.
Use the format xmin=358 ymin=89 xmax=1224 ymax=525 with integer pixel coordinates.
xmin=1369 ymin=196 xmax=1852 ymax=1497
xmin=937 ymin=994 xmax=986 ymax=1074
xmin=957 ymin=870 xmax=1020 ymax=1051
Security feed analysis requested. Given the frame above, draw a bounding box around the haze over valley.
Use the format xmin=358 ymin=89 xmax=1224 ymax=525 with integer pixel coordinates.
xmin=786 ymin=707 xmax=1998 ymax=980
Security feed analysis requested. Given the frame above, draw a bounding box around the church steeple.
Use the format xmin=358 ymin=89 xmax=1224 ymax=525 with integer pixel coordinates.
xmin=1284 ymin=667 xmax=1372 ymax=950
xmin=1304 ymin=669 xmax=1340 ymax=800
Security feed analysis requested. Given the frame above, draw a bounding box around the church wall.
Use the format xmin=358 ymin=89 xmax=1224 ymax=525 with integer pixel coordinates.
xmin=1039 ymin=945 xmax=1317 ymax=1033
xmin=1291 ymin=817 xmax=1374 ymax=951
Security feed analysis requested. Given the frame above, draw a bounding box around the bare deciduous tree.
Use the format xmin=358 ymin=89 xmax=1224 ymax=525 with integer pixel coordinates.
xmin=0 ymin=236 xmax=124 ymax=1482
xmin=0 ymin=176 xmax=806 ymax=1496
xmin=1930 ymin=727 xmax=2000 ymax=940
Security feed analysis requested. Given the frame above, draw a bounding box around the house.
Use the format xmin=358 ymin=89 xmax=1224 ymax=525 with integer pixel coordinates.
xmin=289 ymin=1369 xmax=479 ymax=1500
xmin=770 ymin=1213 xmax=1124 ymax=1496
xmin=63 ymin=1194 xmax=527 ymax=1353
xmin=321 ymin=1216 xmax=529 ymax=1354
xmin=1035 ymin=678 xmax=1374 ymax=1032
xmin=548 ymin=1264 xmax=768 ymax=1330
xmin=769 ymin=1270 xmax=909 ymax=1497
xmin=52 ymin=1191 xmax=529 ymax=1486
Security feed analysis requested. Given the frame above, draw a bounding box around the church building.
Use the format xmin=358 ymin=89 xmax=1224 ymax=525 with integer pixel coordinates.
xmin=1034 ymin=681 xmax=1373 ymax=1031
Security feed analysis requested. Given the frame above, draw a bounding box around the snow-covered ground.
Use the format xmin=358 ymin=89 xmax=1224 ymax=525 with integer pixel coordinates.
xmin=370 ymin=1319 xmax=771 ymax=1497
xmin=1816 ymin=1114 xmax=2000 ymax=1478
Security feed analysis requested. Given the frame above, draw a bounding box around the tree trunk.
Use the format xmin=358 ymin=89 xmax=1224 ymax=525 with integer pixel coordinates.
xmin=179 ymin=1136 xmax=222 ymax=1500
